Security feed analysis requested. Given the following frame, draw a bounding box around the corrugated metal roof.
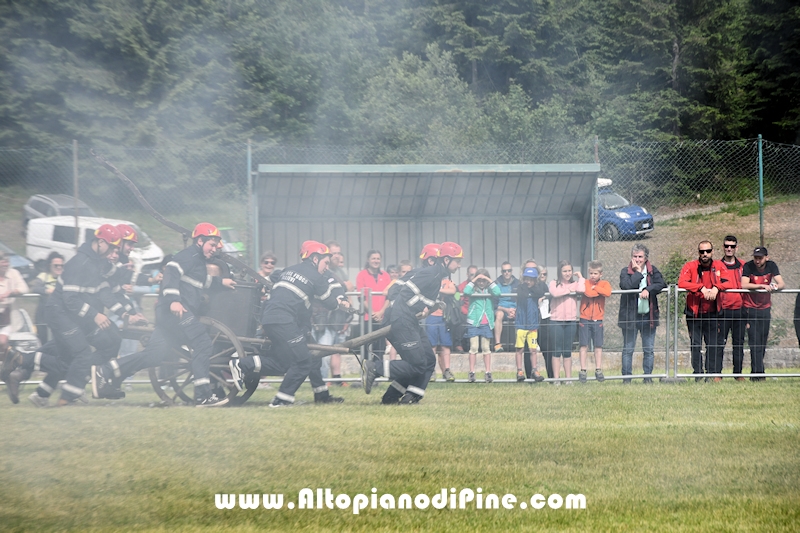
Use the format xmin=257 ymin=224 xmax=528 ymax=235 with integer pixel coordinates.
xmin=256 ymin=164 xmax=600 ymax=220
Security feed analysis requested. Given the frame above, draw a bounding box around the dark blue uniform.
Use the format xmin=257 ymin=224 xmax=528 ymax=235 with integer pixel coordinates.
xmin=94 ymin=244 xmax=238 ymax=403
xmin=238 ymin=259 xmax=345 ymax=404
xmin=101 ymin=243 xmax=225 ymax=401
xmin=376 ymin=262 xmax=450 ymax=403
xmin=107 ymin=251 xmax=149 ymax=314
xmin=48 ymin=242 xmax=125 ymax=401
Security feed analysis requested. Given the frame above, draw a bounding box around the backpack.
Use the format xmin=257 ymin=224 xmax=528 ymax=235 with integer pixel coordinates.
xmin=443 ymin=294 xmax=465 ymax=333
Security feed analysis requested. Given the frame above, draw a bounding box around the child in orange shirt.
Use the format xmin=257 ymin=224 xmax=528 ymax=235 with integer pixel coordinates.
xmin=578 ymin=260 xmax=612 ymax=383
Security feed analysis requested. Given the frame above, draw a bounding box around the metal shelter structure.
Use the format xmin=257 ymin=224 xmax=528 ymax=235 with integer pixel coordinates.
xmin=253 ymin=164 xmax=602 ymax=280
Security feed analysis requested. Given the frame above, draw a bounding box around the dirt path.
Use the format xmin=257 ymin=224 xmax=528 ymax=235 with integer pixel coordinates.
xmin=596 ymin=198 xmax=800 ymax=347
xmin=598 ymin=198 xmax=800 ymax=273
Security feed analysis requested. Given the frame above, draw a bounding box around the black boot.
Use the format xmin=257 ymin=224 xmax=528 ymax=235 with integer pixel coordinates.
xmin=381 ymin=381 xmax=406 ymax=404
xmin=398 ymin=391 xmax=422 ymax=404
xmin=314 ymin=390 xmax=344 ymax=404
xmin=91 ymin=365 xmax=125 ymax=400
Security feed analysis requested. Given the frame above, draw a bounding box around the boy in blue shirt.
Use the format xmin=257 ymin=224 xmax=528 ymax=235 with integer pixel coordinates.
xmin=515 ymin=267 xmax=547 ymax=382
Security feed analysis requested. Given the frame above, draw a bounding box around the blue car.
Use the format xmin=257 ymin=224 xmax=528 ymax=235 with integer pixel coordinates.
xmin=597 ymin=185 xmax=654 ymax=241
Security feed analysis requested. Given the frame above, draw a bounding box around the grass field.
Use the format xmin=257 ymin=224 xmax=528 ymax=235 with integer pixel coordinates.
xmin=2 ymin=378 xmax=799 ymax=532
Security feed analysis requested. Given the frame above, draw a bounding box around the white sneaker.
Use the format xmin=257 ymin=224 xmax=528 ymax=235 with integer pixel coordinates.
xmin=196 ymin=393 xmax=229 ymax=407
xmin=229 ymin=359 xmax=245 ymax=391
xmin=28 ymin=392 xmax=49 ymax=408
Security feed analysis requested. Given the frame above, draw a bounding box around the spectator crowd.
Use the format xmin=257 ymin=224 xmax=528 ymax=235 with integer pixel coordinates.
xmin=2 ymin=229 xmax=799 ymax=409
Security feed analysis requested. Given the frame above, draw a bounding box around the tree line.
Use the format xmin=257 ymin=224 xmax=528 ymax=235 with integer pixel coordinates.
xmin=0 ymin=0 xmax=797 ymax=156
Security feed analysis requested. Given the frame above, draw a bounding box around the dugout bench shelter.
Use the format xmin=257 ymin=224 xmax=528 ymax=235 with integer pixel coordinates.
xmin=253 ymin=164 xmax=602 ymax=285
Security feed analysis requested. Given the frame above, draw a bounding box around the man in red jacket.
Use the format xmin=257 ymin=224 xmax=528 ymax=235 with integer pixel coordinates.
xmin=678 ymin=241 xmax=725 ymax=381
xmin=715 ymin=235 xmax=746 ymax=380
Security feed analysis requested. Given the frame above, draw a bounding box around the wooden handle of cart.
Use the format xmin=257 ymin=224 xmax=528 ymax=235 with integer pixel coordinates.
xmin=121 ymin=323 xmax=390 ymax=356
xmin=124 ymin=313 xmax=409 ymax=357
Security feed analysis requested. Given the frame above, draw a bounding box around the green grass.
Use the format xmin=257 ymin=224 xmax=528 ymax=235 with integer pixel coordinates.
xmin=719 ymin=194 xmax=800 ymax=217
xmin=659 ymin=194 xmax=800 ymax=227
xmin=2 ymin=380 xmax=799 ymax=532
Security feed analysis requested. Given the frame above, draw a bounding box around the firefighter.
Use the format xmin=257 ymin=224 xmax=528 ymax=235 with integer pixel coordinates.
xmin=8 ymin=228 xmax=149 ymax=406
xmin=104 ymin=224 xmax=150 ymax=327
xmin=3 ymin=341 xmax=67 ymax=406
xmin=92 ymin=222 xmax=235 ymax=406
xmin=361 ymin=241 xmax=463 ymax=404
xmin=81 ymin=224 xmax=152 ymax=400
xmin=40 ymin=224 xmax=133 ymax=405
xmin=229 ymin=240 xmax=350 ymax=407
xmin=114 ymin=223 xmax=163 ymax=289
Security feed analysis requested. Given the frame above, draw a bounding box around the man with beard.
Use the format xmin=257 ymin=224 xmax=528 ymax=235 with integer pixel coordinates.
xmin=678 ymin=241 xmax=724 ymax=381
xmin=741 ymin=247 xmax=785 ymax=381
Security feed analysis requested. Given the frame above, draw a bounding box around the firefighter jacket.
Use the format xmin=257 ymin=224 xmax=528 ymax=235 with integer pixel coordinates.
xmin=105 ymin=252 xmax=139 ymax=316
xmin=52 ymin=241 xmax=127 ymax=322
xmin=715 ymin=258 xmax=744 ymax=310
xmin=160 ymin=244 xmax=222 ymax=315
xmin=116 ymin=251 xmax=153 ymax=288
xmin=261 ymin=260 xmax=345 ymax=328
xmin=386 ymin=263 xmax=450 ymax=316
xmin=678 ymin=259 xmax=725 ymax=316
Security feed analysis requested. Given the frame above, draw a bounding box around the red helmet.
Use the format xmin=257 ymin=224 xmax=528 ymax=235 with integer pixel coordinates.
xmin=192 ymin=222 xmax=220 ymax=239
xmin=300 ymin=240 xmax=331 ymax=260
xmin=94 ymin=224 xmax=122 ymax=246
xmin=116 ymin=223 xmax=138 ymax=243
xmin=439 ymin=241 xmax=463 ymax=259
xmin=419 ymin=243 xmax=441 ymax=260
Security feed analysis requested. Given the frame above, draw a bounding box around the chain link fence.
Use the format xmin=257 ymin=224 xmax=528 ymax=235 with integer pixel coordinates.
xmin=2 ymin=138 xmax=797 ymax=216
xmin=2 ymin=138 xmax=799 ymax=371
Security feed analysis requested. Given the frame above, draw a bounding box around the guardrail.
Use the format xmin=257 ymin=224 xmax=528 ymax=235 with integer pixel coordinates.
xmin=7 ymin=286 xmax=800 ymax=387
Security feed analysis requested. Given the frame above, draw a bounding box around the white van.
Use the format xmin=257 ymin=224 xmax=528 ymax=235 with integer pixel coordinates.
xmin=26 ymin=216 xmax=165 ymax=274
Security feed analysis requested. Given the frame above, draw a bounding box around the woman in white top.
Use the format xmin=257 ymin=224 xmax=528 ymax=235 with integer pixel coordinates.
xmin=0 ymin=250 xmax=30 ymax=354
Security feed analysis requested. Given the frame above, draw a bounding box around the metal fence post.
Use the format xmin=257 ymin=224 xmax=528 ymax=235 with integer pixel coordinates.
xmin=73 ymin=139 xmax=79 ymax=249
xmin=758 ymin=134 xmax=765 ymax=247
xmin=366 ymin=288 xmax=373 ymax=338
xmin=673 ymin=285 xmax=680 ymax=378
xmin=247 ymin=139 xmax=255 ymax=270
xmin=591 ymin=181 xmax=597 ymax=261
xmin=665 ymin=282 xmax=670 ymax=378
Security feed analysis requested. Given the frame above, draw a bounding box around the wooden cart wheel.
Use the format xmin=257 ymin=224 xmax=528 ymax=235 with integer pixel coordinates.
xmin=148 ymin=347 xmax=194 ymax=404
xmin=230 ymin=376 xmax=261 ymax=406
xmin=148 ymin=317 xmax=245 ymax=404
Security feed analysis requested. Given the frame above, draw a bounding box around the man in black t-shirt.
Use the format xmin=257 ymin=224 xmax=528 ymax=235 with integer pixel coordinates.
xmin=741 ymin=247 xmax=784 ymax=381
